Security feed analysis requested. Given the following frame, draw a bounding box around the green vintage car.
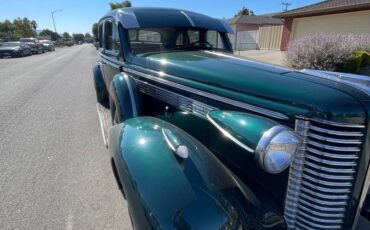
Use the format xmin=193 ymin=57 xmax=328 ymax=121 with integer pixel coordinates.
xmin=93 ymin=7 xmax=370 ymax=230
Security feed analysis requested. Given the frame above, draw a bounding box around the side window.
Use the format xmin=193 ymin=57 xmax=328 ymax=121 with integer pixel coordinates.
xmin=206 ymin=31 xmax=225 ymax=49
xmin=104 ymin=20 xmax=123 ymax=60
xmin=187 ymin=30 xmax=199 ymax=43
xmin=128 ymin=29 xmax=162 ymax=55
xmin=138 ymin=30 xmax=161 ymax=42
xmin=104 ymin=20 xmax=113 ymax=50
xmin=98 ymin=23 xmax=103 ymax=48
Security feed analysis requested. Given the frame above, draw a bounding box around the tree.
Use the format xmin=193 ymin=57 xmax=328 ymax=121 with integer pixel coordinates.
xmin=0 ymin=17 xmax=38 ymax=41
xmin=109 ymin=0 xmax=131 ymax=10
xmin=92 ymin=23 xmax=98 ymax=39
xmin=72 ymin=33 xmax=85 ymax=43
xmin=39 ymin=29 xmax=60 ymax=41
xmin=0 ymin=20 xmax=16 ymax=41
xmin=30 ymin=20 xmax=37 ymax=32
xmin=84 ymin=33 xmax=94 ymax=43
xmin=235 ymin=6 xmax=255 ymax=17
xmin=62 ymin=32 xmax=71 ymax=40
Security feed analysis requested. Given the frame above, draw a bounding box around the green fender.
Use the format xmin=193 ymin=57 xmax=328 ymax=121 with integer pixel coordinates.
xmin=109 ymin=73 xmax=140 ymax=123
xmin=207 ymin=110 xmax=279 ymax=153
xmin=109 ymin=117 xmax=286 ymax=230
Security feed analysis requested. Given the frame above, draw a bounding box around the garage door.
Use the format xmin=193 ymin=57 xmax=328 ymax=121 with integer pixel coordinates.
xmin=291 ymin=10 xmax=370 ymax=40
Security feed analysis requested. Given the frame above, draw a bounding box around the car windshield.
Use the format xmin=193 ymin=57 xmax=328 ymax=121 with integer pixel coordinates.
xmin=2 ymin=42 xmax=20 ymax=47
xmin=127 ymin=27 xmax=227 ymax=55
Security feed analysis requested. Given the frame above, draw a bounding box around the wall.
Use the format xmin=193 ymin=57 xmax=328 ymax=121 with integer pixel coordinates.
xmin=291 ymin=10 xmax=370 ymax=40
xmin=258 ymin=25 xmax=283 ymax=50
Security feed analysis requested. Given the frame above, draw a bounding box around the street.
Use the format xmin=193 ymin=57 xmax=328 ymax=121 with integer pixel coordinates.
xmin=0 ymin=44 xmax=131 ymax=229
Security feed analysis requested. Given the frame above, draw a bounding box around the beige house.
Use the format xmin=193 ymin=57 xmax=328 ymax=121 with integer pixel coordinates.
xmin=275 ymin=0 xmax=370 ymax=50
xmin=226 ymin=15 xmax=284 ymax=50
xmin=227 ymin=15 xmax=283 ymax=32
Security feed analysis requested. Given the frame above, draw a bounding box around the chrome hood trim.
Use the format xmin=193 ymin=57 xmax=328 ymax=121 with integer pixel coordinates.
xmin=301 ymin=69 xmax=370 ymax=96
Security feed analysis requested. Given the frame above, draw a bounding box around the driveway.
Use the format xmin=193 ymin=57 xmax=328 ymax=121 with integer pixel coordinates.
xmin=235 ymin=50 xmax=286 ymax=67
xmin=0 ymin=45 xmax=132 ymax=229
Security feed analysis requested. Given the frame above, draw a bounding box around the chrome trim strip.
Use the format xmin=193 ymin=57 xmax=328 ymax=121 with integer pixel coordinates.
xmin=305 ymin=154 xmax=357 ymax=167
xmin=301 ymin=186 xmax=349 ymax=200
xmin=161 ymin=128 xmax=176 ymax=152
xmin=126 ymin=68 xmax=289 ymax=120
xmin=284 ymin=119 xmax=309 ymax=229
xmin=300 ymin=179 xmax=351 ymax=194
xmin=309 ymin=117 xmax=365 ymax=128
xmin=96 ymin=104 xmax=108 ymax=147
xmin=206 ymin=113 xmax=254 ymax=153
xmin=297 ymin=210 xmax=343 ymax=224
xmin=135 ymin=78 xmax=218 ymax=118
xmin=123 ymin=74 xmax=138 ymax=117
xmin=308 ymin=132 xmax=362 ymax=144
xmin=306 ymin=147 xmax=358 ymax=160
xmin=302 ymin=173 xmax=352 ymax=187
xmin=303 ymin=167 xmax=354 ymax=180
xmin=308 ymin=124 xmax=364 ymax=137
xmin=291 ymin=198 xmax=346 ymax=212
xmin=308 ymin=140 xmax=361 ymax=152
xmin=294 ymin=205 xmax=344 ymax=218
xmin=296 ymin=218 xmax=341 ymax=230
xmin=304 ymin=160 xmax=356 ymax=174
xmin=352 ymin=164 xmax=370 ymax=230
xmin=99 ymin=52 xmax=122 ymax=68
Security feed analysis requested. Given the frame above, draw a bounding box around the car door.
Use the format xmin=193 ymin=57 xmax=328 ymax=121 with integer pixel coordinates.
xmin=100 ymin=18 xmax=123 ymax=89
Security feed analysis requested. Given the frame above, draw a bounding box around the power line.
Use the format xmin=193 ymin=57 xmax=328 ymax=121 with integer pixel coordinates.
xmin=282 ymin=2 xmax=291 ymax=11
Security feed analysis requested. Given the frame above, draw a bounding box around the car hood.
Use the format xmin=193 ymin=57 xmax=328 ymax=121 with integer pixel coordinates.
xmin=136 ymin=50 xmax=367 ymax=124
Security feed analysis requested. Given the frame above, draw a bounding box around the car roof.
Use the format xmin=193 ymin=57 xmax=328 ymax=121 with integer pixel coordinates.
xmin=101 ymin=7 xmax=233 ymax=33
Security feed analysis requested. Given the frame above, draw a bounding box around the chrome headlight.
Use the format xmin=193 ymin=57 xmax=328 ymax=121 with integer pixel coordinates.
xmin=255 ymin=125 xmax=300 ymax=174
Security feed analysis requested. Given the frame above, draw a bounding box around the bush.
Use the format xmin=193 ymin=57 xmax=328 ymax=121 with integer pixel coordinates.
xmin=336 ymin=51 xmax=363 ymax=73
xmin=285 ymin=33 xmax=370 ymax=71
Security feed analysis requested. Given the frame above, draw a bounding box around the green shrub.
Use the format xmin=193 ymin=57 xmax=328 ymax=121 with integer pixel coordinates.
xmin=336 ymin=51 xmax=363 ymax=73
xmin=355 ymin=51 xmax=370 ymax=67
xmin=286 ymin=33 xmax=370 ymax=73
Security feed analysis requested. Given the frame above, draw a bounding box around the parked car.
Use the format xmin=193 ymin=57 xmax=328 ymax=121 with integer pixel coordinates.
xmin=40 ymin=40 xmax=55 ymax=52
xmin=93 ymin=8 xmax=370 ymax=230
xmin=0 ymin=41 xmax=32 ymax=58
xmin=19 ymin=37 xmax=43 ymax=54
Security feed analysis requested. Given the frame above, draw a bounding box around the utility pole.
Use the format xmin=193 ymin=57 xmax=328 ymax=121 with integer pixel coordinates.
xmin=282 ymin=2 xmax=291 ymax=11
xmin=51 ymin=9 xmax=62 ymax=40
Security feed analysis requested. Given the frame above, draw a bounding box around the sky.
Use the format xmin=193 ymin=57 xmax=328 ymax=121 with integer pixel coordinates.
xmin=0 ymin=0 xmax=322 ymax=35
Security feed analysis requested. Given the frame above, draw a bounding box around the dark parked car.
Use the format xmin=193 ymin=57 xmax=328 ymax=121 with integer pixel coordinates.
xmin=40 ymin=40 xmax=55 ymax=52
xmin=93 ymin=8 xmax=370 ymax=230
xmin=0 ymin=41 xmax=32 ymax=58
xmin=19 ymin=37 xmax=43 ymax=54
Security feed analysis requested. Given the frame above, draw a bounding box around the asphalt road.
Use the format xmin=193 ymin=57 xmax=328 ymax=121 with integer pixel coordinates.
xmin=0 ymin=44 xmax=132 ymax=229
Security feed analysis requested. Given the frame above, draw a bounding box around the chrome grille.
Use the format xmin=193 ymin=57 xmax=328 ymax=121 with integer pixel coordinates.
xmin=285 ymin=117 xmax=365 ymax=229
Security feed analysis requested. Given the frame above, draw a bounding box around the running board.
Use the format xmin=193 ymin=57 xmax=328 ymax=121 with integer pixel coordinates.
xmin=96 ymin=103 xmax=112 ymax=148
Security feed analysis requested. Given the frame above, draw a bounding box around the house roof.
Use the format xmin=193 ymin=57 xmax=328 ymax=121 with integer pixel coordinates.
xmin=275 ymin=0 xmax=370 ymax=18
xmin=226 ymin=15 xmax=284 ymax=25
xmin=102 ymin=7 xmax=234 ymax=33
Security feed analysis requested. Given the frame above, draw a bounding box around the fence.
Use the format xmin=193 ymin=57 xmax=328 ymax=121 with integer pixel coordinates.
xmin=258 ymin=25 xmax=283 ymax=50
xmin=229 ymin=30 xmax=259 ymax=51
